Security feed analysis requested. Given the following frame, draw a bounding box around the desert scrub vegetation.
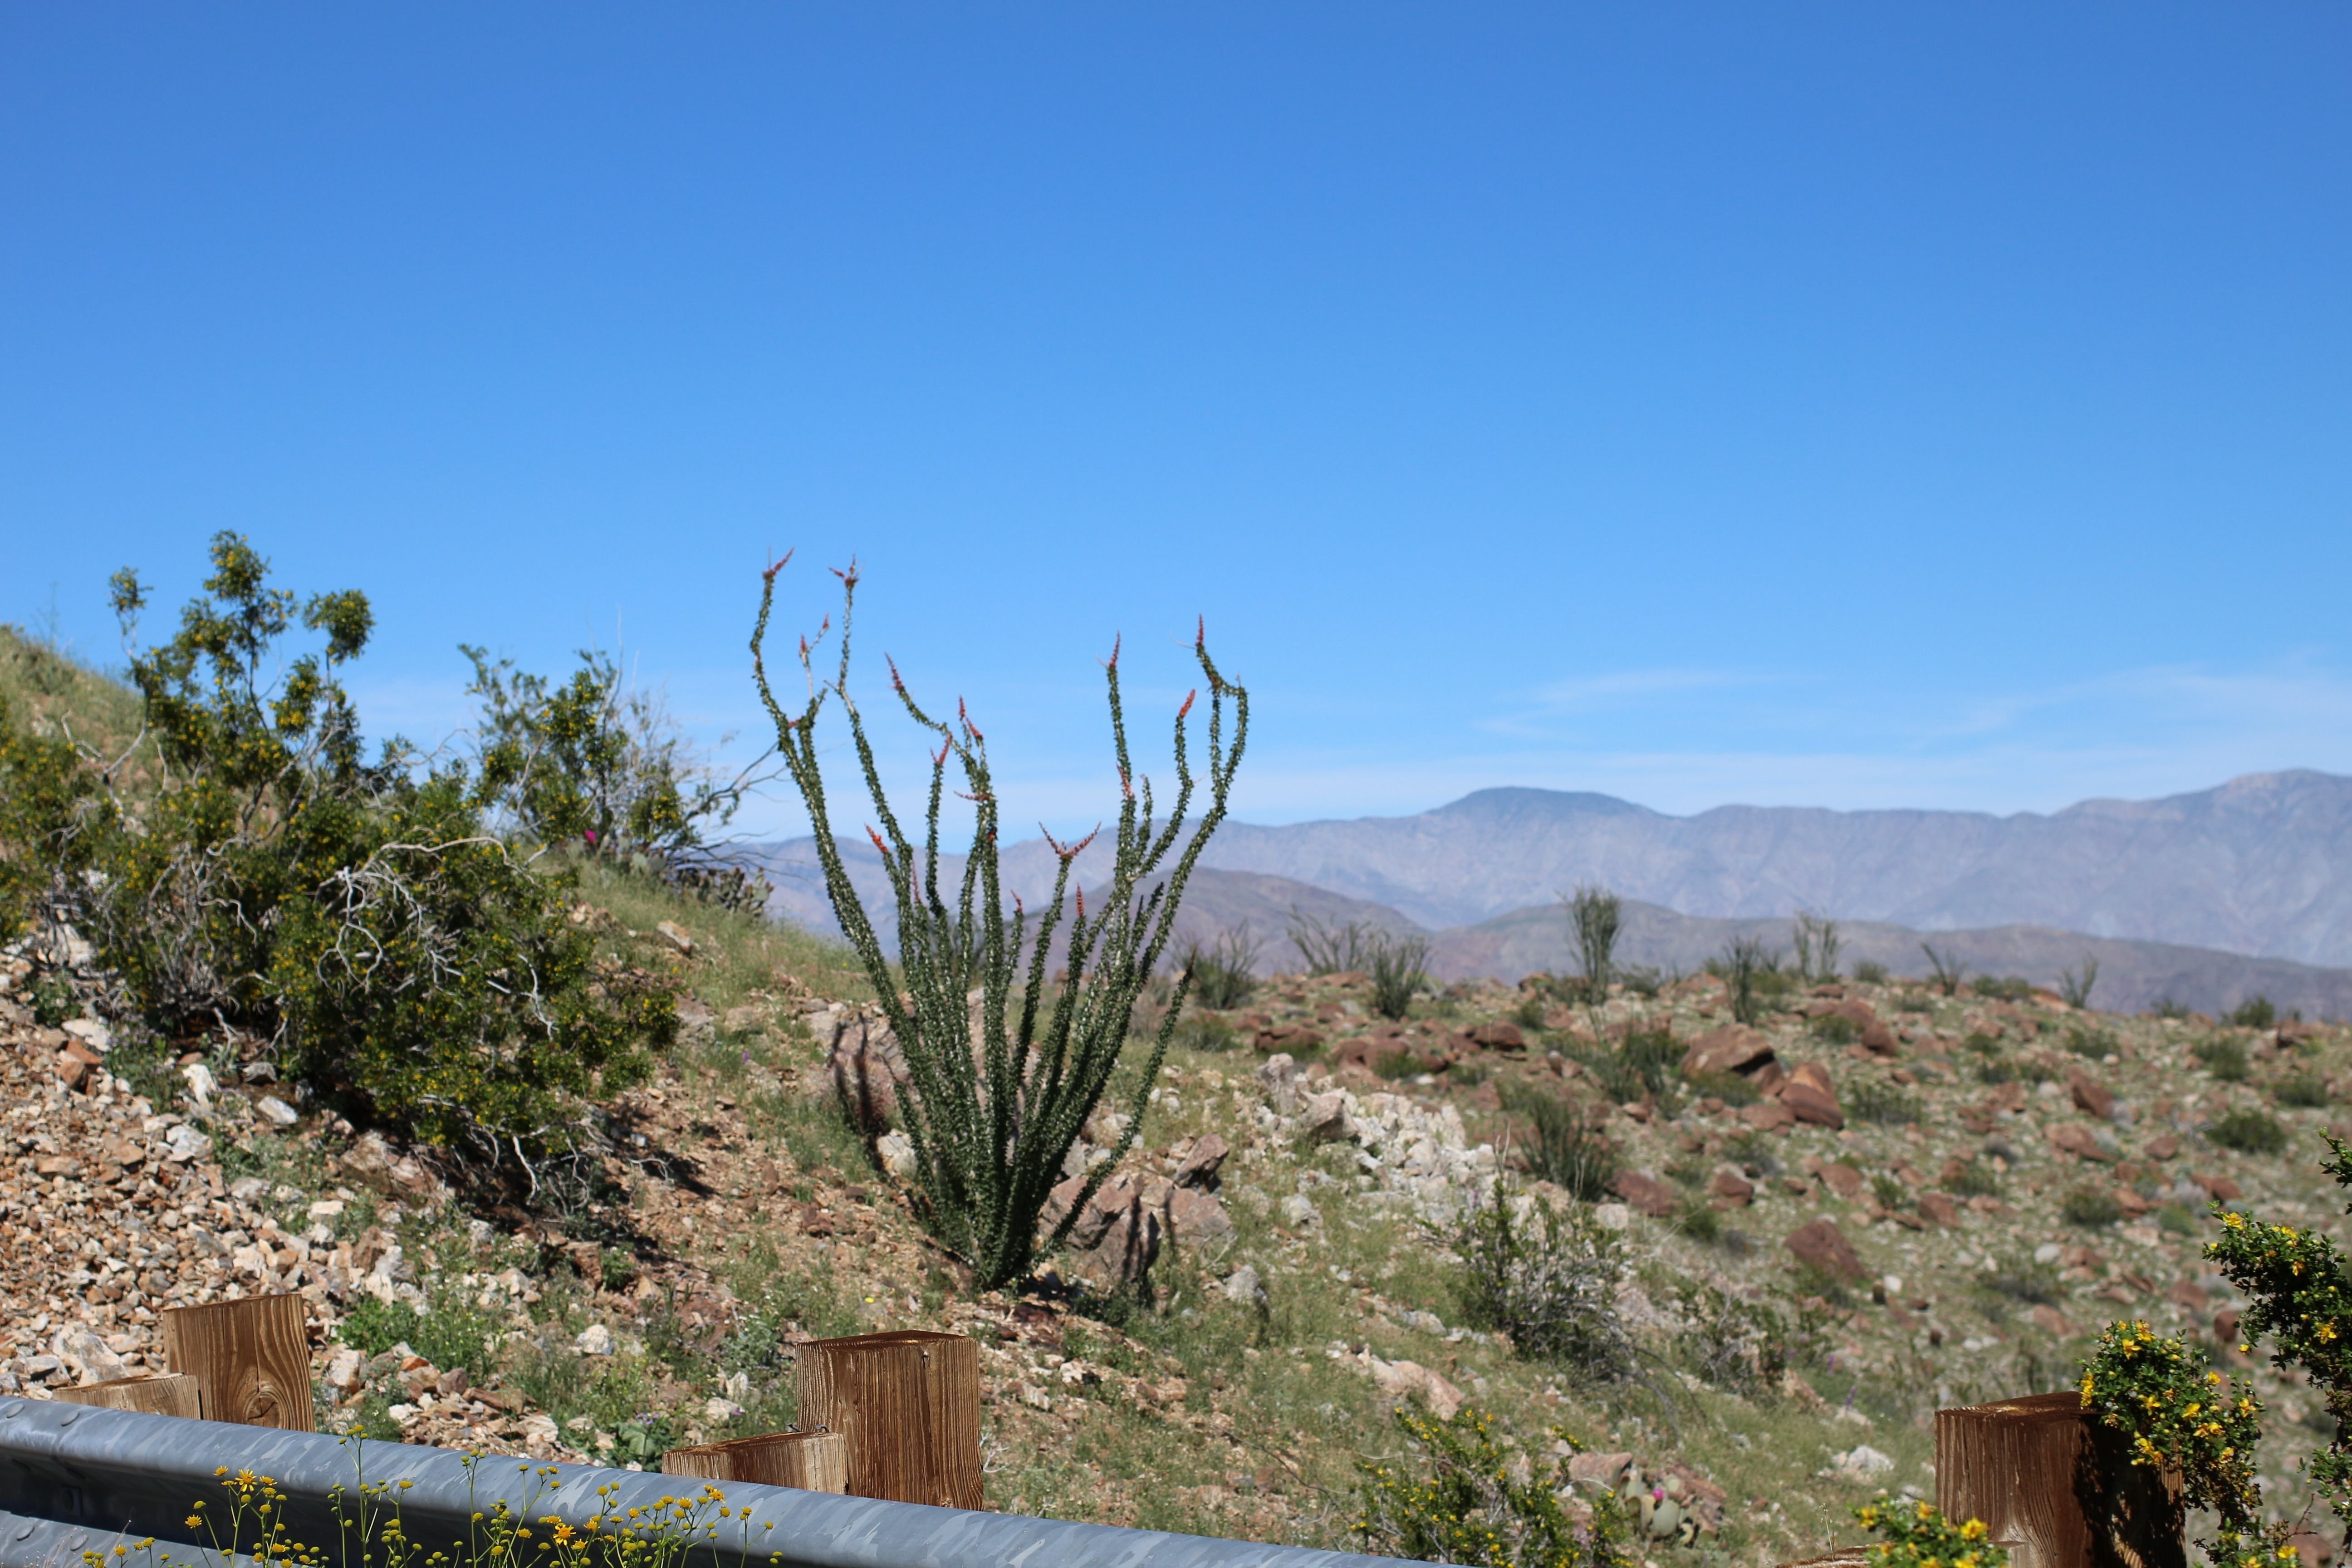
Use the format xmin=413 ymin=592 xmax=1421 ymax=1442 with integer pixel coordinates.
xmin=2206 ymin=1108 xmax=2288 ymax=1156
xmin=754 ymin=557 xmax=1246 ymax=1290
xmin=1355 ymin=1405 xmax=1637 ymax=1568
xmin=0 ymin=535 xmax=677 ymax=1184
xmin=1450 ymin=1182 xmax=1637 ymax=1378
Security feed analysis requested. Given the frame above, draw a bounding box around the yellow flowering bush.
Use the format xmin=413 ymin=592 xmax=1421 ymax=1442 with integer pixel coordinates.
xmin=1354 ymin=1405 xmax=1637 ymax=1568
xmin=2078 ymin=1320 xmax=2287 ymax=1568
xmin=1853 ymin=1499 xmax=2007 ymax=1568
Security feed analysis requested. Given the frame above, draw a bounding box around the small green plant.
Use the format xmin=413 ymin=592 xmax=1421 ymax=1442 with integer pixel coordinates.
xmin=2195 ymin=1036 xmax=2250 ymax=1082
xmin=1852 ymin=1500 xmax=2009 ymax=1568
xmin=2057 ymin=957 xmax=2100 ymax=1010
xmin=2230 ymin=995 xmax=2278 ymax=1030
xmin=1852 ymin=959 xmax=1888 ymax=985
xmin=2274 ymin=1072 xmax=2330 ymax=1109
xmin=1367 ymin=931 xmax=1432 ymax=1021
xmin=1177 ymin=924 xmax=1260 ymax=1010
xmin=2064 ymin=1024 xmax=2118 ymax=1059
xmin=1373 ymin=1048 xmax=1422 ymax=1082
xmin=1947 ymin=1159 xmax=1999 ymax=1198
xmin=1808 ymin=1013 xmax=1859 ymax=1045
xmin=1868 ymin=1173 xmax=1907 ymax=1211
xmin=2155 ymin=1201 xmax=2199 ymax=1235
xmin=1355 ymin=1406 xmax=1637 ymax=1568
xmin=1713 ymin=936 xmax=1773 ymax=1025
xmin=1673 ymin=1198 xmax=1722 ymax=1244
xmin=1451 ymin=1181 xmax=1636 ymax=1377
xmin=1498 ymin=1081 xmax=1618 ymax=1201
xmin=2151 ymin=996 xmax=2190 ymax=1020
xmin=1450 ymin=1060 xmax=1491 ymax=1088
xmin=1973 ymin=974 xmax=2033 ymax=1002
xmin=1682 ymin=1066 xmax=1760 ymax=1106
xmin=1172 ymin=1012 xmax=1242 ymax=1053
xmin=2078 ymin=1320 xmax=2282 ymax=1568
xmin=1921 ymin=942 xmax=1966 ymax=997
xmin=2207 ymin=1108 xmax=2287 ymax=1155
xmin=754 ymin=559 xmax=1246 ymax=1291
xmin=2061 ymin=1187 xmax=2123 ymax=1227
xmin=1846 ymin=1079 xmax=1923 ymax=1126
xmin=1512 ymin=993 xmax=1547 ymax=1031
xmin=1566 ymin=884 xmax=1622 ymax=999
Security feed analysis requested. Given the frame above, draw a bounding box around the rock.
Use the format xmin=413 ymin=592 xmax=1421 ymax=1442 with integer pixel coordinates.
xmin=876 ymin=1129 xmax=918 ymax=1179
xmin=1465 ymin=1022 xmax=1526 ymax=1052
xmin=1366 ymin=1356 xmax=1465 ymax=1420
xmin=1568 ymin=1451 xmax=1634 ymax=1493
xmin=1279 ymin=1194 xmax=1322 ymax=1230
xmin=54 ymin=1323 xmax=127 ymax=1384
xmin=575 ymin=1323 xmax=614 ymax=1356
xmin=2068 ymin=1071 xmax=2116 ymax=1120
xmin=2193 ymin=1171 xmax=2244 ymax=1203
xmin=1254 ymin=1024 xmax=1325 ymax=1055
xmin=654 ymin=921 xmax=696 ymax=957
xmin=1785 ymin=1219 xmax=1866 ymax=1281
xmin=721 ymin=1004 xmax=767 ymax=1036
xmin=1818 ymin=1163 xmax=1866 ymax=1201
xmin=1858 ymin=1021 xmax=1899 ymax=1056
xmin=1295 ymin=1092 xmax=1358 ymax=1145
xmin=2032 ymin=1304 xmax=2077 ymax=1337
xmin=324 ymin=1348 xmax=365 ymax=1393
xmin=1256 ymin=1053 xmax=1300 ymax=1114
xmin=257 ymin=1096 xmax=300 ymax=1127
xmin=1828 ymin=1445 xmax=1894 ymax=1480
xmin=1165 ymin=1186 xmax=1235 ymax=1245
xmin=1171 ymin=1133 xmax=1230 ymax=1190
xmin=2147 ymin=1134 xmax=2180 ymax=1160
xmin=228 ymin=1176 xmax=270 ymax=1202
xmin=32 ymin=1156 xmax=80 ymax=1178
xmin=1682 ymin=1026 xmax=1777 ymax=1080
xmin=703 ymin=1396 xmax=744 ymax=1421
xmin=61 ymin=1019 xmax=109 ymax=1054
xmin=436 ymin=1367 xmax=471 ymax=1397
xmin=180 ymin=1062 xmax=218 ymax=1109
xmin=2049 ymin=1124 xmax=2119 ymax=1162
xmin=239 ymin=1059 xmax=277 ymax=1083
xmin=1739 ymin=1101 xmax=1795 ymax=1131
xmin=1608 ymin=1171 xmax=1680 ymax=1219
xmin=1780 ymin=1062 xmax=1844 ymax=1128
xmin=1220 ymin=1265 xmax=1265 ymax=1305
xmin=1044 ymin=1173 xmax=1164 ymax=1289
xmin=55 ymin=1042 xmax=101 ymax=1091
xmin=1592 ymin=1202 xmax=1632 ymax=1231
xmin=1708 ymin=1168 xmax=1753 ymax=1205
xmin=1917 ymin=1192 xmax=1960 ymax=1226
xmin=163 ymin=1125 xmax=212 ymax=1164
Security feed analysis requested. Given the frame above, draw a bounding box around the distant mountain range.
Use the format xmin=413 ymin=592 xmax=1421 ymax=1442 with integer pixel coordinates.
xmin=750 ymin=768 xmax=2352 ymax=1017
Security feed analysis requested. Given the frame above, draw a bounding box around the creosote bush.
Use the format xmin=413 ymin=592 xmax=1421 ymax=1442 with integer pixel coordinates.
xmin=754 ymin=557 xmax=1245 ymax=1291
xmin=0 ymin=535 xmax=671 ymax=1178
xmin=2207 ymin=1108 xmax=2287 ymax=1156
xmin=1450 ymin=1181 xmax=1636 ymax=1378
xmin=1497 ymin=1082 xmax=1617 ymax=1201
xmin=1355 ymin=1406 xmax=1636 ymax=1568
xmin=1177 ymin=924 xmax=1260 ymax=1010
xmin=2195 ymin=1036 xmax=2251 ymax=1082
xmin=1367 ymin=931 xmax=1432 ymax=1021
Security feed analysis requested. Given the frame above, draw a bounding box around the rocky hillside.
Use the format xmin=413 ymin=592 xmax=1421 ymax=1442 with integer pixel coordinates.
xmin=8 ymin=871 xmax=2352 ymax=1567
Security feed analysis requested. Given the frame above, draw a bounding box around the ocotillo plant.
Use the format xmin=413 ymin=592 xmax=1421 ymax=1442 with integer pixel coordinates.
xmin=1567 ymin=883 xmax=1621 ymax=999
xmin=751 ymin=558 xmax=1247 ymax=1290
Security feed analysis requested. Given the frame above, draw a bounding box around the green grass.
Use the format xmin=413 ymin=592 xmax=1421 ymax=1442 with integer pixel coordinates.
xmin=2208 ymin=1107 xmax=2288 ymax=1155
xmin=2195 ymin=1036 xmax=2251 ymax=1082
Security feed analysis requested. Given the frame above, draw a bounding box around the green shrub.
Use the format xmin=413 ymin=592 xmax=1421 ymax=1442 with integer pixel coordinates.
xmin=2230 ymin=995 xmax=2278 ymax=1030
xmin=2195 ymin=1037 xmax=2251 ymax=1082
xmin=1285 ymin=910 xmax=1374 ymax=976
xmin=2275 ymin=1073 xmax=2331 ymax=1109
xmin=1172 ymin=1013 xmax=1241 ymax=1053
xmin=2155 ymin=1201 xmax=2199 ymax=1235
xmin=0 ymin=537 xmax=673 ymax=1179
xmin=1511 ymin=993 xmax=1547 ymax=1031
xmin=1921 ymin=942 xmax=1966 ymax=997
xmin=337 ymin=1291 xmax=500 ymax=1375
xmin=1852 ymin=959 xmax=1889 ymax=985
xmin=2152 ymin=996 xmax=2190 ymax=1020
xmin=1367 ymin=933 xmax=1431 ymax=1021
xmin=754 ymin=560 xmax=1246 ymax=1292
xmin=2061 ymin=1187 xmax=2122 ymax=1227
xmin=1671 ymin=1279 xmax=1814 ymax=1393
xmin=1355 ymin=1405 xmax=1637 ymax=1568
xmin=1710 ymin=936 xmax=1775 ymax=1025
xmin=1853 ymin=1502 xmax=2011 ymax=1568
xmin=1683 ymin=1066 xmax=1760 ymax=1107
xmin=1498 ymin=1081 xmax=1617 ymax=1201
xmin=1372 ymin=1048 xmax=1422 ymax=1082
xmin=1973 ymin=974 xmax=2034 ymax=1003
xmin=2057 ymin=957 xmax=2100 ymax=1010
xmin=1948 ymin=1160 xmax=1999 ymax=1198
xmin=1974 ymin=1058 xmax=2017 ymax=1086
xmin=2208 ymin=1108 xmax=2288 ymax=1155
xmin=1673 ymin=1198 xmax=1722 ymax=1244
xmin=1450 ymin=1061 xmax=1490 ymax=1088
xmin=1177 ymin=925 xmax=1260 ymax=1010
xmin=1451 ymin=1182 xmax=1636 ymax=1377
xmin=1846 ymin=1079 xmax=1923 ymax=1125
xmin=1809 ymin=1013 xmax=1860 ymax=1045
xmin=2065 ymin=1024 xmax=2118 ymax=1059
xmin=1791 ymin=910 xmax=1842 ymax=983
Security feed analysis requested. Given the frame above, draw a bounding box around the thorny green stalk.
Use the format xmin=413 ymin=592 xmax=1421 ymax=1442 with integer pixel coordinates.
xmin=751 ymin=556 xmax=1248 ymax=1290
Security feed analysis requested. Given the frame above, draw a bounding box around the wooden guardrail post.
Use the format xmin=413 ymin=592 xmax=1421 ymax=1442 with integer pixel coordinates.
xmin=55 ymin=1373 xmax=201 ymax=1418
xmin=662 ymin=1430 xmax=849 ymax=1491
xmin=162 ymin=1293 xmax=316 ymax=1431
xmin=794 ymin=1330 xmax=980 ymax=1508
xmin=1936 ymin=1392 xmax=2182 ymax=1568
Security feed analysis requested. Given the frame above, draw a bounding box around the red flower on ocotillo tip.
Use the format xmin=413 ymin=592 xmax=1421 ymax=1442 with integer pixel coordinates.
xmin=866 ymin=826 xmax=890 ymax=857
xmin=1176 ymin=690 xmax=1196 ymax=721
xmin=959 ymin=697 xmax=983 ymax=743
xmin=761 ymin=547 xmax=796 ymax=583
xmin=886 ymin=654 xmax=907 ymax=696
xmin=1104 ymin=633 xmax=1121 ymax=671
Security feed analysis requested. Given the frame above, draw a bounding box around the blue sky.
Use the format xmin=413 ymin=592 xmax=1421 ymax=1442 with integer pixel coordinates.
xmin=5 ymin=5 xmax=2347 ymax=838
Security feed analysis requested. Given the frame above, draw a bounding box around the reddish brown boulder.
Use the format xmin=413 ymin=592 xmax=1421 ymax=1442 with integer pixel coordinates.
xmin=1739 ymin=1101 xmax=1795 ymax=1131
xmin=1781 ymin=1062 xmax=1844 ymax=1128
xmin=1608 ymin=1171 xmax=1681 ymax=1219
xmin=2192 ymin=1171 xmax=2244 ymax=1203
xmin=1916 ymin=1192 xmax=1960 ymax=1227
xmin=2068 ymin=1071 xmax=2116 ymax=1120
xmin=1171 ymin=1133 xmax=1230 ymax=1190
xmin=2032 ymin=1303 xmax=2078 ymax=1337
xmin=1785 ymin=1218 xmax=1866 ymax=1281
xmin=1818 ymin=1163 xmax=1866 ymax=1201
xmin=1682 ymin=1025 xmax=1778 ymax=1080
xmin=1858 ymin=1021 xmax=1900 ymax=1056
xmin=1708 ymin=1168 xmax=1754 ymax=1205
xmin=1465 ymin=1021 xmax=1527 ymax=1052
xmin=2146 ymin=1134 xmax=2180 ymax=1161
xmin=2048 ymin=1123 xmax=2117 ymax=1162
xmin=1256 ymin=1023 xmax=1326 ymax=1055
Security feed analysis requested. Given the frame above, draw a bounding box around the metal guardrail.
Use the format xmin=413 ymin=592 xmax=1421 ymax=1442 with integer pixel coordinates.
xmin=0 ymin=1398 xmax=1393 ymax=1568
